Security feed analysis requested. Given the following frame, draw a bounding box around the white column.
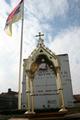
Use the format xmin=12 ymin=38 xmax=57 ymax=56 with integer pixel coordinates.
xmin=30 ymin=78 xmax=35 ymax=113
xmin=25 ymin=71 xmax=35 ymax=114
xmin=56 ymin=67 xmax=67 ymax=112
xmin=25 ymin=71 xmax=31 ymax=113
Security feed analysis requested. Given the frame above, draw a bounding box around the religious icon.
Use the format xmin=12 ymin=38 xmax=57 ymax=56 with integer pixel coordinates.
xmin=30 ymin=62 xmax=38 ymax=73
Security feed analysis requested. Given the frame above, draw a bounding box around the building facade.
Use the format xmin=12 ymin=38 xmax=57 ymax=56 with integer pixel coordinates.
xmin=0 ymin=88 xmax=18 ymax=111
xmin=21 ymin=32 xmax=74 ymax=113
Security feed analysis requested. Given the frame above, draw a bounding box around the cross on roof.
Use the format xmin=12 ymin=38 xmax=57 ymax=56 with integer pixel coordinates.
xmin=36 ymin=32 xmax=44 ymax=47
xmin=36 ymin=32 xmax=44 ymax=40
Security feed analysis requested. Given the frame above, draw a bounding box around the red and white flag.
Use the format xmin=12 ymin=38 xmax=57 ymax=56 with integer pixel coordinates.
xmin=4 ymin=0 xmax=23 ymax=36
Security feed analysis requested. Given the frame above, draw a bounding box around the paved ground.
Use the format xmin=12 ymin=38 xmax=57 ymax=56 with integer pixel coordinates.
xmin=9 ymin=117 xmax=30 ymax=120
xmin=0 ymin=113 xmax=80 ymax=120
xmin=8 ymin=113 xmax=80 ymax=120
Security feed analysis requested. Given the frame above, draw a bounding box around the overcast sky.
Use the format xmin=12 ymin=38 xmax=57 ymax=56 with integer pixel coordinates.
xmin=0 ymin=0 xmax=80 ymax=94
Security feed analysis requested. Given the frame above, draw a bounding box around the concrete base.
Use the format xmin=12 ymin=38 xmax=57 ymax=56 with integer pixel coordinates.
xmin=59 ymin=108 xmax=68 ymax=112
xmin=24 ymin=111 xmax=35 ymax=115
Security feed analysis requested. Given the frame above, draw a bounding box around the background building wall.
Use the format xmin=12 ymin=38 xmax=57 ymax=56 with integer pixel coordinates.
xmin=58 ymin=54 xmax=74 ymax=108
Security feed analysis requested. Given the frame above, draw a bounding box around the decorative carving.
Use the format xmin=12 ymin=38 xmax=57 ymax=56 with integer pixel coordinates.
xmin=30 ymin=63 xmax=38 ymax=74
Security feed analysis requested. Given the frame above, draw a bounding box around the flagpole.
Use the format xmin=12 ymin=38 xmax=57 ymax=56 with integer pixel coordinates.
xmin=18 ymin=0 xmax=24 ymax=110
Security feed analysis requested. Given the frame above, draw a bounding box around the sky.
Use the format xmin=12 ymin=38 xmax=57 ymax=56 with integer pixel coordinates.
xmin=0 ymin=0 xmax=80 ymax=94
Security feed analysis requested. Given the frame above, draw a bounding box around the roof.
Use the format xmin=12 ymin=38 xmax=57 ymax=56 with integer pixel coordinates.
xmin=73 ymin=95 xmax=80 ymax=103
xmin=0 ymin=89 xmax=18 ymax=96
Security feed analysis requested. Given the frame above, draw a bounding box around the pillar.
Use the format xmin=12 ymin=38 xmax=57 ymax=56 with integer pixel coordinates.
xmin=30 ymin=78 xmax=35 ymax=113
xmin=56 ymin=67 xmax=67 ymax=112
xmin=25 ymin=71 xmax=31 ymax=113
xmin=25 ymin=71 xmax=35 ymax=114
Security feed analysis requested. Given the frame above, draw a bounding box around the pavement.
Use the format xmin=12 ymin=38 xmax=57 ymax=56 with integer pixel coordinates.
xmin=8 ymin=113 xmax=80 ymax=120
xmin=0 ymin=112 xmax=80 ymax=120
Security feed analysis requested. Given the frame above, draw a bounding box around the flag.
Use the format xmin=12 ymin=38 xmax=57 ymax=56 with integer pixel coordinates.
xmin=4 ymin=0 xmax=23 ymax=36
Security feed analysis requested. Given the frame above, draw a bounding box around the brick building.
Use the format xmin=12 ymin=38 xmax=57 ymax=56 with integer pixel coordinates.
xmin=0 ymin=88 xmax=18 ymax=111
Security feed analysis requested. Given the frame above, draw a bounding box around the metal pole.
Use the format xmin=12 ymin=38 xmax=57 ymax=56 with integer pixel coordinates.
xmin=18 ymin=0 xmax=24 ymax=110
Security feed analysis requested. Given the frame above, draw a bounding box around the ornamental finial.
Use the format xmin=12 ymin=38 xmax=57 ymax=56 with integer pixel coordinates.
xmin=35 ymin=32 xmax=44 ymax=46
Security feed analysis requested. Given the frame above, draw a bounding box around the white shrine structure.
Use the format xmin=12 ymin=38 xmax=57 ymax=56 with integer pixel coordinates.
xmin=21 ymin=32 xmax=74 ymax=113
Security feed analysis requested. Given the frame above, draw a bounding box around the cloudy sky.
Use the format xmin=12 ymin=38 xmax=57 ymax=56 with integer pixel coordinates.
xmin=0 ymin=0 xmax=80 ymax=94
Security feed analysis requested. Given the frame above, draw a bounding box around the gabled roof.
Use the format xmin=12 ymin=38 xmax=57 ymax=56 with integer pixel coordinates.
xmin=24 ymin=33 xmax=60 ymax=69
xmin=28 ymin=42 xmax=57 ymax=61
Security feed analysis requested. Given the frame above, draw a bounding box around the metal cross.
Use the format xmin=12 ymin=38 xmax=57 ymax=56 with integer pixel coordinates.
xmin=35 ymin=32 xmax=44 ymax=39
